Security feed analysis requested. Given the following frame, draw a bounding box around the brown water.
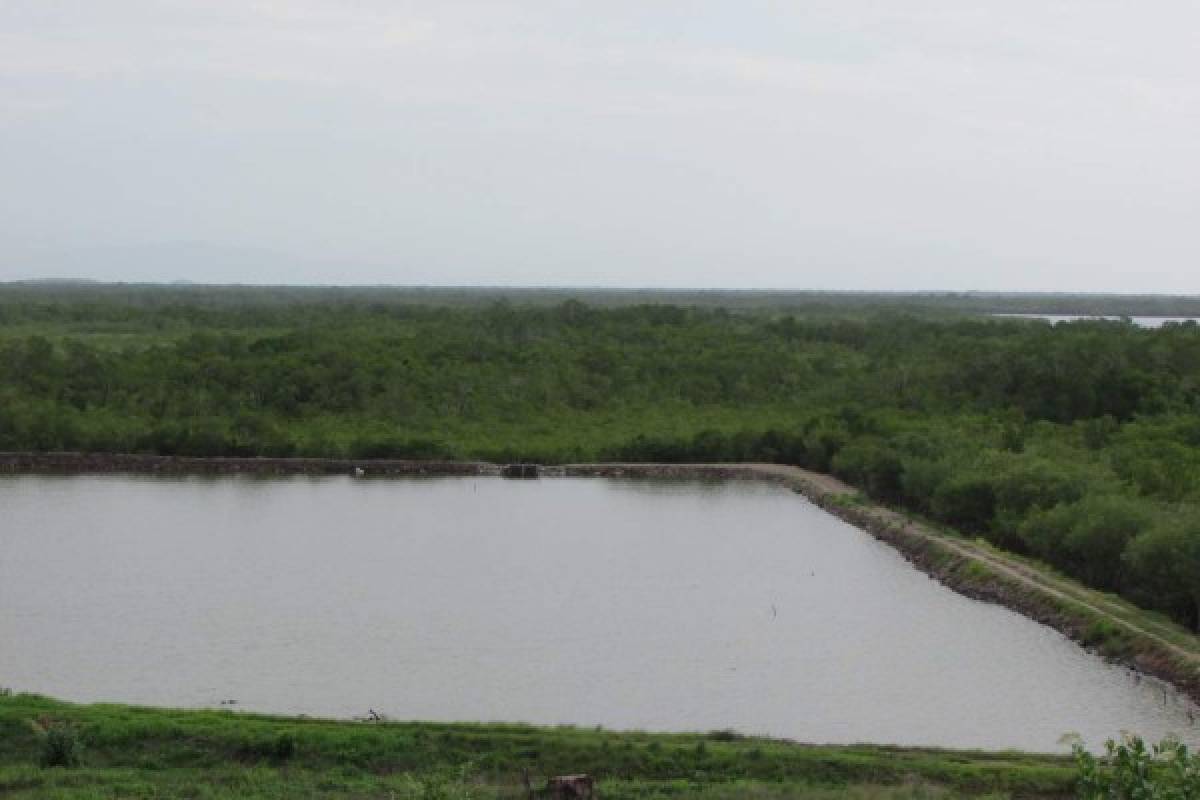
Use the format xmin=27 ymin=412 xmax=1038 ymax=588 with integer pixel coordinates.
xmin=1 ymin=474 xmax=1196 ymax=752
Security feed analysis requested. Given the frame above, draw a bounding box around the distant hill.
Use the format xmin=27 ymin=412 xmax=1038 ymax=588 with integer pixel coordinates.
xmin=1 ymin=242 xmax=362 ymax=286
xmin=1 ymin=279 xmax=1199 ymax=316
xmin=3 ymin=243 xmax=1199 ymax=314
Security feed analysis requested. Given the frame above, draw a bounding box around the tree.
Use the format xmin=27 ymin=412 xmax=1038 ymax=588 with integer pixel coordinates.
xmin=1125 ymin=518 xmax=1200 ymax=631
xmin=1019 ymin=496 xmax=1150 ymax=591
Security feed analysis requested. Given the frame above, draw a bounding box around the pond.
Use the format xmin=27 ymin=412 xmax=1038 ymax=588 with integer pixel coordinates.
xmin=1 ymin=474 xmax=1196 ymax=752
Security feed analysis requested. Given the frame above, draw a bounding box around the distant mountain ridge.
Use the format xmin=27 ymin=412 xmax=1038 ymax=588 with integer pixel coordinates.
xmin=1 ymin=279 xmax=1199 ymax=316
xmin=0 ymin=242 xmax=369 ymax=286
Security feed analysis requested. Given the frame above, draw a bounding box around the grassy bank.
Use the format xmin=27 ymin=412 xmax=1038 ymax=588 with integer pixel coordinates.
xmin=0 ymin=693 xmax=1077 ymax=799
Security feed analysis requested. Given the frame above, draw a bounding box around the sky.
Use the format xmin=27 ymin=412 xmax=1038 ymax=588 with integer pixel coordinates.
xmin=2 ymin=1 xmax=1199 ymax=291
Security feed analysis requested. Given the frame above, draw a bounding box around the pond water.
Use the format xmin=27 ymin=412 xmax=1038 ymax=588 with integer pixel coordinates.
xmin=991 ymin=313 xmax=1200 ymax=328
xmin=1 ymin=475 xmax=1196 ymax=752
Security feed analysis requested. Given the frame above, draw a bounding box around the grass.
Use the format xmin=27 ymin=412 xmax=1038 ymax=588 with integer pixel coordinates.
xmin=824 ymin=491 xmax=868 ymax=508
xmin=0 ymin=693 xmax=1077 ymax=799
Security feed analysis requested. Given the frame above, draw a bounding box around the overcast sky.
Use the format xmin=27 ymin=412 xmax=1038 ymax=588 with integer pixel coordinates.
xmin=2 ymin=1 xmax=1199 ymax=290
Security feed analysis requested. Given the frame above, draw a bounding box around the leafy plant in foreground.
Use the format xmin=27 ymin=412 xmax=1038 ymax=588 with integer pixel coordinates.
xmin=1073 ymin=735 xmax=1200 ymax=798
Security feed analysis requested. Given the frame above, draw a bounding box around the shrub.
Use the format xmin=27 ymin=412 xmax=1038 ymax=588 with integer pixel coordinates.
xmin=404 ymin=762 xmax=479 ymax=800
xmin=349 ymin=435 xmax=452 ymax=460
xmin=30 ymin=719 xmax=83 ymax=768
xmin=1074 ymin=736 xmax=1200 ymax=798
xmin=1124 ymin=519 xmax=1200 ymax=631
xmin=1019 ymin=495 xmax=1151 ymax=591
xmin=831 ymin=439 xmax=904 ymax=503
xmin=237 ymin=731 xmax=299 ymax=763
xmin=898 ymin=456 xmax=951 ymax=514
xmin=800 ymin=417 xmax=849 ymax=472
xmin=931 ymin=474 xmax=997 ymax=535
xmin=271 ymin=732 xmax=297 ymax=761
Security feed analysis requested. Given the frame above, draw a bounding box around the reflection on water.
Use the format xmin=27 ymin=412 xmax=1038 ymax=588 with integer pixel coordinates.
xmin=0 ymin=474 xmax=1196 ymax=752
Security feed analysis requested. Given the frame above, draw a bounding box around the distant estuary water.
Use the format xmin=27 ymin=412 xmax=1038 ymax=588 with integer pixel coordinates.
xmin=991 ymin=313 xmax=1200 ymax=328
xmin=1 ymin=475 xmax=1196 ymax=752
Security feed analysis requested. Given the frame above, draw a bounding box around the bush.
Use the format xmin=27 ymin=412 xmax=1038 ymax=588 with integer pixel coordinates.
xmin=1124 ymin=519 xmax=1200 ymax=631
xmin=931 ymin=474 xmax=997 ymax=535
xmin=898 ymin=456 xmax=951 ymax=515
xmin=706 ymin=729 xmax=744 ymax=742
xmin=831 ymin=439 xmax=903 ymax=503
xmin=1019 ymin=495 xmax=1151 ymax=591
xmin=800 ymin=418 xmax=849 ymax=472
xmin=270 ymin=732 xmax=297 ymax=761
xmin=404 ymin=762 xmax=479 ymax=800
xmin=237 ymin=731 xmax=299 ymax=763
xmin=349 ymin=436 xmax=452 ymax=460
xmin=1074 ymin=736 xmax=1200 ymax=798
xmin=30 ymin=720 xmax=83 ymax=768
xmin=990 ymin=456 xmax=1087 ymax=523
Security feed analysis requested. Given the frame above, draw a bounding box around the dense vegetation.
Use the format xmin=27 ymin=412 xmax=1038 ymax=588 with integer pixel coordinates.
xmin=0 ymin=691 xmax=1077 ymax=798
xmin=2 ymin=287 xmax=1200 ymax=631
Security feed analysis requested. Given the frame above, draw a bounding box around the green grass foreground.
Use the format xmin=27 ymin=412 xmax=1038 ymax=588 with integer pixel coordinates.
xmin=0 ymin=693 xmax=1078 ymax=799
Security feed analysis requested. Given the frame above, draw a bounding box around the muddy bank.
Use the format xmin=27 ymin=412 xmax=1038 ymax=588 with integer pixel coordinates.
xmin=0 ymin=451 xmax=498 ymax=476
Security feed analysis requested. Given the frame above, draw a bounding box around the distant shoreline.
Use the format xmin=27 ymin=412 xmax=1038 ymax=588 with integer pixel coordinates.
xmin=5 ymin=281 xmax=1200 ymax=315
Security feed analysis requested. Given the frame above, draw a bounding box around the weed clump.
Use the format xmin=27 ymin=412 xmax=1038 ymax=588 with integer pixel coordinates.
xmin=237 ymin=731 xmax=299 ymax=763
xmin=405 ymin=762 xmax=479 ymax=800
xmin=1074 ymin=735 xmax=1200 ymax=798
xmin=1080 ymin=618 xmax=1137 ymax=658
xmin=271 ymin=731 xmax=297 ymax=761
xmin=29 ymin=719 xmax=83 ymax=768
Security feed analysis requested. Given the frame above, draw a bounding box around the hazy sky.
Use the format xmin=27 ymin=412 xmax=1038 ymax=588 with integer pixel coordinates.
xmin=3 ymin=1 xmax=1199 ymax=290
